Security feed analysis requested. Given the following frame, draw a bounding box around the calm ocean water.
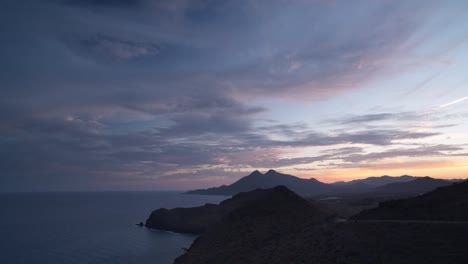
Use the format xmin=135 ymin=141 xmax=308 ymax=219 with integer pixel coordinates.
xmin=0 ymin=191 xmax=226 ymax=264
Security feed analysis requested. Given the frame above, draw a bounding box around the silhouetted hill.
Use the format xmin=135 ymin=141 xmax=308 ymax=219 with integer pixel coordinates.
xmin=175 ymin=186 xmax=333 ymax=264
xmin=375 ymin=176 xmax=451 ymax=194
xmin=186 ymin=170 xmax=331 ymax=196
xmin=354 ymin=180 xmax=468 ymax=221
xmin=332 ymin=175 xmax=416 ymax=187
xmin=175 ymin=185 xmax=468 ymax=264
xmin=145 ymin=185 xmax=324 ymax=233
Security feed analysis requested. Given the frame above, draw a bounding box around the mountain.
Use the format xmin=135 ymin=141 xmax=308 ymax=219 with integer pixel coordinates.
xmin=186 ymin=170 xmax=331 ymax=196
xmin=332 ymin=175 xmax=416 ymax=187
xmin=353 ymin=180 xmax=468 ymax=221
xmin=175 ymin=186 xmax=333 ymax=264
xmin=146 ymin=185 xmax=326 ymax=233
xmin=186 ymin=170 xmax=458 ymax=197
xmin=374 ymin=176 xmax=451 ymax=194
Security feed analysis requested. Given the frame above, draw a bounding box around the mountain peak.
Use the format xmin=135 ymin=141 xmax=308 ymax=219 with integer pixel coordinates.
xmin=418 ymin=176 xmax=432 ymax=180
xmin=186 ymin=169 xmax=329 ymax=196
xmin=249 ymin=170 xmax=263 ymax=177
xmin=266 ymin=169 xmax=278 ymax=175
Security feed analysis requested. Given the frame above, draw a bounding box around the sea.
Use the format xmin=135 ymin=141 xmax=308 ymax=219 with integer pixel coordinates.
xmin=0 ymin=191 xmax=226 ymax=264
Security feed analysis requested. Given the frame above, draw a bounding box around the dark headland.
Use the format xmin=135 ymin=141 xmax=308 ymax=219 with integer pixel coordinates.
xmin=145 ymin=186 xmax=325 ymax=234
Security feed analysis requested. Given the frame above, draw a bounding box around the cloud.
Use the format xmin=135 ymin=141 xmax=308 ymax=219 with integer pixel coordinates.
xmin=1 ymin=0 xmax=438 ymax=107
xmin=79 ymin=34 xmax=160 ymax=59
xmin=1 ymin=0 xmax=466 ymax=190
xmin=326 ymin=110 xmax=465 ymax=132
xmin=334 ymin=160 xmax=459 ymax=171
xmin=271 ymin=129 xmax=440 ymax=147
xmin=328 ymin=112 xmax=421 ymax=125
xmin=0 ymin=105 xmax=445 ymax=191
xmin=342 ymin=144 xmax=464 ymax=163
xmin=63 ymin=0 xmax=143 ymax=7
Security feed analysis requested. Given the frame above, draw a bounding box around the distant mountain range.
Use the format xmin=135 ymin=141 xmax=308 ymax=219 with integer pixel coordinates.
xmin=332 ymin=175 xmax=416 ymax=187
xmin=186 ymin=170 xmax=457 ymax=196
xmin=374 ymin=176 xmax=451 ymax=194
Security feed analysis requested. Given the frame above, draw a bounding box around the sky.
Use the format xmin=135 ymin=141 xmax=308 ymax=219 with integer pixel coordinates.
xmin=1 ymin=0 xmax=468 ymax=192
